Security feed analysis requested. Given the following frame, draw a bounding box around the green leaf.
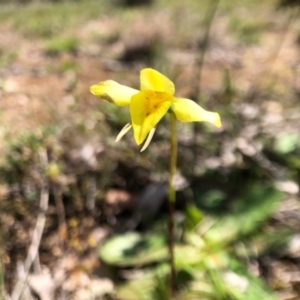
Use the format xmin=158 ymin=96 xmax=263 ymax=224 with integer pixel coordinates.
xmin=198 ymin=189 xmax=227 ymax=210
xmin=99 ymin=232 xmax=168 ymax=267
xmin=203 ymin=185 xmax=283 ymax=245
xmin=227 ymin=259 xmax=278 ymax=300
xmin=235 ymin=228 xmax=292 ymax=258
xmin=116 ymin=264 xmax=170 ymax=300
xmin=275 ymin=132 xmax=299 ymax=154
xmin=178 ymin=254 xmax=278 ymax=300
xmin=117 ymin=277 xmax=156 ymax=300
xmin=185 ymin=205 xmax=203 ymax=230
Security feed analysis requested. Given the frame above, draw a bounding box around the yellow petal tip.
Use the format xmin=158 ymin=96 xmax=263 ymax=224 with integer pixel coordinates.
xmin=213 ymin=114 xmax=222 ymax=128
xmin=90 ymin=80 xmax=137 ymax=106
xmin=90 ymin=82 xmax=114 ymax=103
xmin=140 ymin=127 xmax=156 ymax=152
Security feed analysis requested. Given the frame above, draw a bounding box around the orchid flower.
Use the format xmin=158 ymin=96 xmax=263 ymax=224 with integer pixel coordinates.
xmin=90 ymin=68 xmax=221 ymax=151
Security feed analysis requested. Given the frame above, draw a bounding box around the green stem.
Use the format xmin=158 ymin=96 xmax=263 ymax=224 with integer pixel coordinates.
xmin=168 ymin=112 xmax=177 ymax=298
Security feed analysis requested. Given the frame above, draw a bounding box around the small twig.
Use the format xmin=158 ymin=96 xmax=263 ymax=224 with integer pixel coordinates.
xmin=32 ymin=252 xmax=41 ymax=274
xmin=11 ymin=151 xmax=49 ymax=300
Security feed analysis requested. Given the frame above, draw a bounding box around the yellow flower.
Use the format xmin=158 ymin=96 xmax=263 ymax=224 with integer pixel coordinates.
xmin=90 ymin=68 xmax=221 ymax=150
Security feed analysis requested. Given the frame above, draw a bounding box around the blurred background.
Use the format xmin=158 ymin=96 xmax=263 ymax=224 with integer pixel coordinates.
xmin=1 ymin=0 xmax=300 ymax=299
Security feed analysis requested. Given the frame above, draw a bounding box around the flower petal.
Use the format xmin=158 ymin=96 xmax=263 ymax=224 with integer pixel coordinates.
xmin=90 ymin=80 xmax=138 ymax=106
xmin=140 ymin=68 xmax=175 ymax=95
xmin=140 ymin=127 xmax=156 ymax=152
xmin=172 ymin=98 xmax=221 ymax=128
xmin=115 ymin=123 xmax=132 ymax=142
xmin=130 ymin=92 xmax=171 ymax=145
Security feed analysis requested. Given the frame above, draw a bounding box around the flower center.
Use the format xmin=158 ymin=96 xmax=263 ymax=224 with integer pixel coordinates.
xmin=144 ymin=91 xmax=170 ymax=116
